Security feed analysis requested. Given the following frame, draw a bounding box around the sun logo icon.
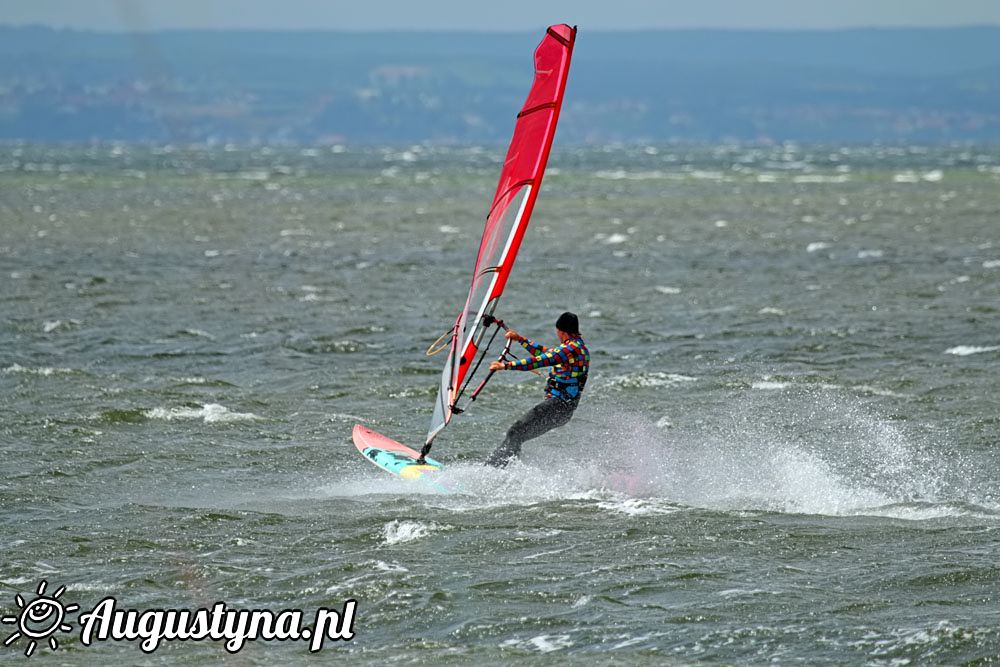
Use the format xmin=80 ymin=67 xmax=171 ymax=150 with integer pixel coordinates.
xmin=2 ymin=580 xmax=79 ymax=657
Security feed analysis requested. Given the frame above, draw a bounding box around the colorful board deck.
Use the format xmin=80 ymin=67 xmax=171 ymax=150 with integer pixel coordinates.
xmin=352 ymin=424 xmax=444 ymax=480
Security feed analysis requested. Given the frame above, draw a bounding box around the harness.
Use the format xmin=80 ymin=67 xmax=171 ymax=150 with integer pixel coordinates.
xmin=547 ymin=373 xmax=587 ymax=403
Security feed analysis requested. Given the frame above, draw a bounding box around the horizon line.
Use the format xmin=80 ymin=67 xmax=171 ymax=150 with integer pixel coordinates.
xmin=3 ymin=22 xmax=1000 ymax=35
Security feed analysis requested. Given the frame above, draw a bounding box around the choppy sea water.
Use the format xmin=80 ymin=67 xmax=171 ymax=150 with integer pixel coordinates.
xmin=1 ymin=144 xmax=999 ymax=664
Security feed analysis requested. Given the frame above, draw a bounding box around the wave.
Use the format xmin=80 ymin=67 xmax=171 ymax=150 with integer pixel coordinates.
xmin=3 ymin=364 xmax=76 ymax=376
xmin=945 ymin=345 xmax=999 ymax=356
xmin=382 ymin=520 xmax=444 ymax=545
xmin=144 ymin=403 xmax=260 ymax=423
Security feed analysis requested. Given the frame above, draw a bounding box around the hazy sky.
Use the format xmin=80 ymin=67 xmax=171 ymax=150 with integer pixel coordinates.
xmin=3 ymin=0 xmax=1000 ymax=32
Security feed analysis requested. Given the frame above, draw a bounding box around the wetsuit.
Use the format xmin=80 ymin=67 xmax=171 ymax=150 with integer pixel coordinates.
xmin=485 ymin=335 xmax=589 ymax=467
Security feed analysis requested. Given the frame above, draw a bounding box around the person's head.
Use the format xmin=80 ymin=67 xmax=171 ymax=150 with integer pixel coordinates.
xmin=555 ymin=311 xmax=580 ymax=342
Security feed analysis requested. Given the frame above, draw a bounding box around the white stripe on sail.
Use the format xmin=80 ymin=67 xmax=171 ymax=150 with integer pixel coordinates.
xmin=459 ymin=184 xmax=532 ymax=355
xmin=426 ymin=185 xmax=532 ymax=445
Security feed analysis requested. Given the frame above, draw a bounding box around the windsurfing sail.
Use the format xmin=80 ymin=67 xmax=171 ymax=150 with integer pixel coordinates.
xmin=424 ymin=24 xmax=577 ymax=454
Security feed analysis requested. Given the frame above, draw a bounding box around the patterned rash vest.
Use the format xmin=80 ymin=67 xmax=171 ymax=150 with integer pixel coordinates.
xmin=507 ymin=336 xmax=590 ymax=401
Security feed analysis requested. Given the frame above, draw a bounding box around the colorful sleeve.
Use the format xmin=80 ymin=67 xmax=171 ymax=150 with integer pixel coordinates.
xmin=519 ymin=337 xmax=547 ymax=356
xmin=508 ymin=340 xmax=577 ymax=371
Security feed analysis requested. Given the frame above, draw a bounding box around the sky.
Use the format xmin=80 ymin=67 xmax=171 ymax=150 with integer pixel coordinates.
xmin=2 ymin=0 xmax=1000 ymax=32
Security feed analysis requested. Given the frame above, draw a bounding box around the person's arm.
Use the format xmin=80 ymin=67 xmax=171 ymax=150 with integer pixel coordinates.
xmin=504 ymin=329 xmax=546 ymax=355
xmin=518 ymin=337 xmax=547 ymax=356
xmin=507 ymin=339 xmax=578 ymax=372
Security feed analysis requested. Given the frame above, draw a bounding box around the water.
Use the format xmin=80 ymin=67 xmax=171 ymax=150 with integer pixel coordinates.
xmin=2 ymin=143 xmax=1000 ymax=664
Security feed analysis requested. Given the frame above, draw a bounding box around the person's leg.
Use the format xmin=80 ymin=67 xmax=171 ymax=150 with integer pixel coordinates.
xmin=485 ymin=399 xmax=575 ymax=467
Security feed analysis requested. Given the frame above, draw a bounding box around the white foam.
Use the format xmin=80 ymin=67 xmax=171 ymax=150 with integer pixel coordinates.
xmin=852 ymin=621 xmax=970 ymax=655
xmin=604 ymin=372 xmax=696 ymax=390
xmin=858 ymin=249 xmax=884 ymax=259
xmin=65 ymin=582 xmax=117 ymax=593
xmin=792 ymin=174 xmax=850 ymax=184
xmin=854 ymin=385 xmax=910 ymax=399
xmin=806 ymin=242 xmax=830 ymax=253
xmin=372 ymin=561 xmax=409 ymax=573
xmin=3 ymin=364 xmax=74 ymax=376
xmin=324 ymin=574 xmax=373 ymax=595
xmin=758 ymin=307 xmax=785 ymax=316
xmin=327 ymin=412 xmax=367 ymax=423
xmin=144 ymin=403 xmax=260 ymax=423
xmin=654 ymin=285 xmax=682 ymax=295
xmin=945 ymin=345 xmax=999 ymax=356
xmin=752 ymin=380 xmax=789 ymax=390
xmin=594 ymin=169 xmax=666 ymax=180
xmin=718 ymin=588 xmax=771 ymax=598
xmin=182 ymin=328 xmax=216 ymax=339
xmin=523 ymin=546 xmax=574 ymax=560
xmin=382 ymin=520 xmax=439 ymax=545
xmin=502 ymin=634 xmax=573 ymax=653
xmin=612 ymin=634 xmax=655 ymax=649
xmin=862 ymin=502 xmax=991 ymax=522
xmin=983 ymin=260 xmax=1000 ymax=269
xmin=595 ymin=498 xmax=680 ymax=516
xmin=689 ymin=170 xmax=725 ymax=181
xmin=318 ymin=475 xmax=444 ymax=498
xmin=893 ymin=169 xmax=944 ymax=184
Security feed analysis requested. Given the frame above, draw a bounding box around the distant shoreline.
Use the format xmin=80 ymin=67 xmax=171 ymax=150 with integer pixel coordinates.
xmin=2 ymin=26 xmax=999 ymax=144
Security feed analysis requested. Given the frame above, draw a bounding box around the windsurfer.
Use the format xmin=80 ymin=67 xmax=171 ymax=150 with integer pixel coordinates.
xmin=485 ymin=311 xmax=589 ymax=467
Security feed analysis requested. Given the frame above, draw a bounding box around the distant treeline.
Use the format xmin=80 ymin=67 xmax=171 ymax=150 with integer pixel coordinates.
xmin=1 ymin=26 xmax=999 ymax=143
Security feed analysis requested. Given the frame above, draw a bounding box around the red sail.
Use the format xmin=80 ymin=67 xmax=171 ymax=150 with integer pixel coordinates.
xmin=428 ymin=24 xmax=576 ymax=445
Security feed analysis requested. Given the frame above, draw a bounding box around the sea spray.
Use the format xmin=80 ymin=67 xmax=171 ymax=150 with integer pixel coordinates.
xmin=538 ymin=388 xmax=959 ymax=517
